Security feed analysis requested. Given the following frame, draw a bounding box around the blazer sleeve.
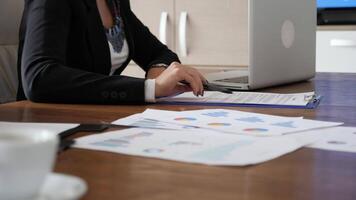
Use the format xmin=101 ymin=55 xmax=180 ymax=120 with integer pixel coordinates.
xmin=126 ymin=8 xmax=180 ymax=71
xmin=21 ymin=0 xmax=146 ymax=104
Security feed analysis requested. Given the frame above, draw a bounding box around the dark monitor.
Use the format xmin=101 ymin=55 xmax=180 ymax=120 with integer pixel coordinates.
xmin=317 ymin=0 xmax=356 ymax=25
xmin=317 ymin=0 xmax=356 ymax=9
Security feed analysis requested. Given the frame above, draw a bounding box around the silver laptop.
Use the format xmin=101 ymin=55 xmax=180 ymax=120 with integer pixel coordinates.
xmin=206 ymin=0 xmax=316 ymax=90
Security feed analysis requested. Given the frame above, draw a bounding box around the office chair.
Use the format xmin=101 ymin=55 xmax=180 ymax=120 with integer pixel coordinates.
xmin=0 ymin=0 xmax=24 ymax=103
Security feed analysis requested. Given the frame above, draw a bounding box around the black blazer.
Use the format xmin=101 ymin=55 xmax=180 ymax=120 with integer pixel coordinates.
xmin=17 ymin=0 xmax=179 ymax=104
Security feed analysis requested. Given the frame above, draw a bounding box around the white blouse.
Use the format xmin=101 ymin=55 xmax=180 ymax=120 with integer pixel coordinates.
xmin=109 ymin=40 xmax=156 ymax=102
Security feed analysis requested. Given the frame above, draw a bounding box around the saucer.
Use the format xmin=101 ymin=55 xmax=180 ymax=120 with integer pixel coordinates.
xmin=36 ymin=173 xmax=87 ymax=200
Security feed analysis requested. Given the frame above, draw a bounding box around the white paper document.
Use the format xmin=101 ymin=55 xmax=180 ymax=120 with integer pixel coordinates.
xmin=307 ymin=127 xmax=356 ymax=153
xmin=74 ymin=128 xmax=317 ymax=166
xmin=140 ymin=109 xmax=342 ymax=136
xmin=158 ymin=91 xmax=316 ymax=106
xmin=0 ymin=121 xmax=79 ymax=135
xmin=113 ymin=110 xmax=302 ymax=132
xmin=112 ymin=113 xmax=200 ymax=130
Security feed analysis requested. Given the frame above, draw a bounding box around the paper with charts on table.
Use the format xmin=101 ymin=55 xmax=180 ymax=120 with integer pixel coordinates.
xmin=157 ymin=91 xmax=319 ymax=108
xmin=121 ymin=109 xmax=342 ymax=137
xmin=307 ymin=127 xmax=356 ymax=153
xmin=74 ymin=128 xmax=321 ymax=166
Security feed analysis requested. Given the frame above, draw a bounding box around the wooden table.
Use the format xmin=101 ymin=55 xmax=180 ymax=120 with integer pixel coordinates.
xmin=1 ymin=73 xmax=356 ymax=200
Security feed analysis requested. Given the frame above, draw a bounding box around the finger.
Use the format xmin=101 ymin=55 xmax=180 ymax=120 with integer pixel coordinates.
xmin=171 ymin=64 xmax=201 ymax=96
xmin=187 ymin=71 xmax=203 ymax=96
xmin=199 ymin=73 xmax=207 ymax=84
xmin=197 ymin=72 xmax=207 ymax=96
xmin=187 ymin=69 xmax=204 ymax=96
xmin=188 ymin=67 xmax=206 ymax=85
xmin=187 ymin=67 xmax=206 ymax=82
xmin=181 ymin=73 xmax=200 ymax=96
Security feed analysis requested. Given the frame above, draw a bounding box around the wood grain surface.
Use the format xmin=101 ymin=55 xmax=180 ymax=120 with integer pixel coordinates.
xmin=1 ymin=73 xmax=356 ymax=200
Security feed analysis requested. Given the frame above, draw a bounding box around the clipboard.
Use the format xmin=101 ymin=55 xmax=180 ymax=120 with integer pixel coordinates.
xmin=157 ymin=94 xmax=322 ymax=109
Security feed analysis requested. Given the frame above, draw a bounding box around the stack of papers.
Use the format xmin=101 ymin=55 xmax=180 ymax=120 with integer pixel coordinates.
xmin=74 ymin=109 xmax=347 ymax=166
xmin=2 ymin=112 xmax=354 ymax=166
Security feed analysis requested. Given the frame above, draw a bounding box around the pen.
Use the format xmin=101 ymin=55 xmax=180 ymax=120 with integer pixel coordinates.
xmin=204 ymin=82 xmax=233 ymax=94
xmin=180 ymin=80 xmax=233 ymax=94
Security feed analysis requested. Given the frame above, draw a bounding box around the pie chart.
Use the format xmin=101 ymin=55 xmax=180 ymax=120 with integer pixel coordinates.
xmin=243 ymin=128 xmax=269 ymax=133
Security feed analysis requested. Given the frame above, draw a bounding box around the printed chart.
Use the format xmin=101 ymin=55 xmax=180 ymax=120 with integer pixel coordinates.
xmin=74 ymin=128 xmax=310 ymax=166
xmin=308 ymin=127 xmax=356 ymax=153
xmin=140 ymin=109 xmax=342 ymax=136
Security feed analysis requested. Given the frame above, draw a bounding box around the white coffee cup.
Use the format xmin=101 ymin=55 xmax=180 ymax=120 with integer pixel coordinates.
xmin=0 ymin=128 xmax=58 ymax=200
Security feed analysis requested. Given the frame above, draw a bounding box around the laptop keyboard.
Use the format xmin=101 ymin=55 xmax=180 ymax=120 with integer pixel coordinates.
xmin=215 ymin=76 xmax=249 ymax=84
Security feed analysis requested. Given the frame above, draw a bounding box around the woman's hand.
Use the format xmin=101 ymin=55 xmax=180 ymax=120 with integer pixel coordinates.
xmin=154 ymin=62 xmax=206 ymax=98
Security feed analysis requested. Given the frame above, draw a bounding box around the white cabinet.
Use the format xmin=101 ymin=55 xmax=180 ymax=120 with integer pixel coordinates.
xmin=174 ymin=0 xmax=248 ymax=66
xmin=129 ymin=0 xmax=175 ymax=50
xmin=124 ymin=0 xmax=175 ymax=77
xmin=316 ymin=29 xmax=356 ymax=73
xmin=129 ymin=0 xmax=248 ymax=67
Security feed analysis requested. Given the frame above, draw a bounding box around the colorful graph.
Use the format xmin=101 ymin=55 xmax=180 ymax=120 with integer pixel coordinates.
xmin=174 ymin=117 xmax=197 ymax=122
xmin=236 ymin=117 xmax=264 ymax=123
xmin=208 ymin=123 xmax=231 ymax=127
xmin=243 ymin=128 xmax=269 ymax=133
xmin=143 ymin=148 xmax=164 ymax=153
xmin=202 ymin=111 xmax=229 ymax=118
xmin=271 ymin=121 xmax=296 ymax=128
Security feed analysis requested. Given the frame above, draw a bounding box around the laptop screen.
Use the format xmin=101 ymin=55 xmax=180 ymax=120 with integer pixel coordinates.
xmin=317 ymin=0 xmax=356 ymax=9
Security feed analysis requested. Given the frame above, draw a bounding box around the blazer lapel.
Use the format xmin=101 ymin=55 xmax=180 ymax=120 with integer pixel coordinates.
xmin=82 ymin=0 xmax=112 ymax=75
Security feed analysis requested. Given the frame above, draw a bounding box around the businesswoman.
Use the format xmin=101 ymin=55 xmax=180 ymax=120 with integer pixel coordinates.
xmin=17 ymin=0 xmax=205 ymax=104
